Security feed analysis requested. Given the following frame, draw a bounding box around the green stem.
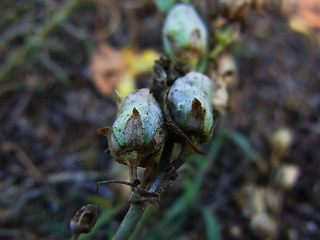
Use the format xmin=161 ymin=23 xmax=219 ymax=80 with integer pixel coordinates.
xmin=209 ymin=44 xmax=225 ymax=60
xmin=158 ymin=140 xmax=174 ymax=171
xmin=72 ymin=233 xmax=80 ymax=240
xmin=170 ymin=144 xmax=194 ymax=170
xmin=111 ymin=145 xmax=193 ymax=240
xmin=128 ymin=205 xmax=154 ymax=240
xmin=112 ymin=204 xmax=145 ymax=240
xmin=196 ymin=55 xmax=208 ymax=73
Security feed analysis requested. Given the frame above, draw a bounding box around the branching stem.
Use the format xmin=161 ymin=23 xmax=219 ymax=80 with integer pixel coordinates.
xmin=111 ymin=145 xmax=193 ymax=240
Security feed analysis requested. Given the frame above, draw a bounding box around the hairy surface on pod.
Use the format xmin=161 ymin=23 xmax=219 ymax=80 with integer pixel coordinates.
xmin=167 ymin=72 xmax=214 ymax=143
xmin=107 ymin=89 xmax=165 ymax=167
xmin=162 ymin=3 xmax=207 ymax=58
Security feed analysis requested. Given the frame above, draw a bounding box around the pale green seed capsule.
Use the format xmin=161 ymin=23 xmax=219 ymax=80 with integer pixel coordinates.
xmin=106 ymin=89 xmax=166 ymax=168
xmin=162 ymin=3 xmax=208 ymax=59
xmin=167 ymin=72 xmax=214 ymax=143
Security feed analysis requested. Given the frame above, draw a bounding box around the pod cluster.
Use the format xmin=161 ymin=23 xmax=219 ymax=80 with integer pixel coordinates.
xmin=103 ymin=71 xmax=214 ymax=184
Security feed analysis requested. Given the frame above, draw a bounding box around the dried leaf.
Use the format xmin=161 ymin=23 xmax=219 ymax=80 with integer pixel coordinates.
xmin=90 ymin=43 xmax=126 ymax=97
xmin=296 ymin=0 xmax=320 ymax=29
xmin=122 ymin=47 xmax=160 ymax=75
xmin=90 ymin=43 xmax=159 ymax=98
xmin=288 ymin=0 xmax=320 ymax=36
xmin=116 ymin=73 xmax=136 ymax=98
xmin=289 ymin=17 xmax=311 ymax=36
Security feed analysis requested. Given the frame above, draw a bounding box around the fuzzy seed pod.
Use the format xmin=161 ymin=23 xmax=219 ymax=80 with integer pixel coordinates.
xmin=163 ymin=3 xmax=208 ymax=59
xmin=105 ymin=89 xmax=166 ymax=170
xmin=167 ymin=72 xmax=214 ymax=143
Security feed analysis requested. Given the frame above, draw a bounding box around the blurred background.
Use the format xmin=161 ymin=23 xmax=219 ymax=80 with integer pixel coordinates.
xmin=0 ymin=0 xmax=320 ymax=239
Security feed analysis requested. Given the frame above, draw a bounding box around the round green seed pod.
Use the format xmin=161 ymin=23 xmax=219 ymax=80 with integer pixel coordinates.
xmin=167 ymin=72 xmax=214 ymax=143
xmin=106 ymin=89 xmax=166 ymax=168
xmin=162 ymin=3 xmax=208 ymax=59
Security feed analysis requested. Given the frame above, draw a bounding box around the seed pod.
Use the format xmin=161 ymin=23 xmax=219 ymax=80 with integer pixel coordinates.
xmin=167 ymin=72 xmax=214 ymax=143
xmin=102 ymin=89 xmax=166 ymax=184
xmin=162 ymin=3 xmax=208 ymax=59
xmin=70 ymin=204 xmax=98 ymax=239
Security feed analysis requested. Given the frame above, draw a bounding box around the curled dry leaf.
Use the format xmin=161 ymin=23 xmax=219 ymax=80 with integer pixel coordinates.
xmin=90 ymin=43 xmax=126 ymax=97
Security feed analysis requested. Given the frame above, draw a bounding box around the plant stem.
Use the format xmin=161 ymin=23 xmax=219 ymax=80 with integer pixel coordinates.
xmin=128 ymin=160 xmax=138 ymax=187
xmin=111 ymin=145 xmax=193 ymax=240
xmin=158 ymin=140 xmax=174 ymax=171
xmin=72 ymin=233 xmax=80 ymax=240
xmin=128 ymin=205 xmax=154 ymax=240
xmin=170 ymin=144 xmax=193 ymax=170
xmin=112 ymin=204 xmax=145 ymax=240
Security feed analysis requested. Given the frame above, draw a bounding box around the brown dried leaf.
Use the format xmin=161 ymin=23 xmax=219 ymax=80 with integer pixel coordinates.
xmin=296 ymin=0 xmax=320 ymax=29
xmin=287 ymin=0 xmax=320 ymax=35
xmin=90 ymin=43 xmax=126 ymax=97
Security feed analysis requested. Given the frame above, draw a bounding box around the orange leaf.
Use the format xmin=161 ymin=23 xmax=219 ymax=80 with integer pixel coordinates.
xmin=296 ymin=0 xmax=320 ymax=29
xmin=90 ymin=43 xmax=126 ymax=97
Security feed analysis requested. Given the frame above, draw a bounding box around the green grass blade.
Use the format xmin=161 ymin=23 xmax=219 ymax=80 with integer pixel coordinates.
xmin=200 ymin=206 xmax=222 ymax=240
